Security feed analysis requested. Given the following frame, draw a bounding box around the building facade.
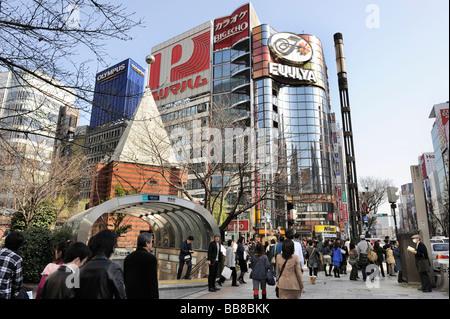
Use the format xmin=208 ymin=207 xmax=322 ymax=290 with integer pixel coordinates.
xmin=149 ymin=3 xmax=339 ymax=236
xmin=0 ymin=70 xmax=76 ymax=211
xmin=90 ymin=58 xmax=145 ymax=128
xmin=428 ymin=101 xmax=449 ymax=236
xmin=81 ymin=59 xmax=146 ymax=200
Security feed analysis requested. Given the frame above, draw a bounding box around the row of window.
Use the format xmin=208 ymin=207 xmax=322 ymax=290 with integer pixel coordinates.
xmin=160 ymin=102 xmax=209 ymax=123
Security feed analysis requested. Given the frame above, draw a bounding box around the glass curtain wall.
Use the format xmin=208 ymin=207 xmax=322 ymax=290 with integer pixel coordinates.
xmin=252 ymin=24 xmax=334 ymax=225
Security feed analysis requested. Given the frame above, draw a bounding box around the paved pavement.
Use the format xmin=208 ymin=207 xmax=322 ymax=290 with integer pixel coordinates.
xmin=160 ymin=265 xmax=449 ymax=300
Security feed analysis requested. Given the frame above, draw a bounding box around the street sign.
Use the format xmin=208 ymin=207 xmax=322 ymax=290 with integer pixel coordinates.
xmin=226 ymin=219 xmax=249 ymax=232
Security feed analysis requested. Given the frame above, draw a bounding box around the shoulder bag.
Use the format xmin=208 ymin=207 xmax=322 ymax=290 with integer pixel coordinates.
xmin=368 ymin=245 xmax=378 ymax=262
xmin=275 ymin=258 xmax=288 ymax=298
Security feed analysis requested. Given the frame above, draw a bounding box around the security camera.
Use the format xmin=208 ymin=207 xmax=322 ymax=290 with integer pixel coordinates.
xmin=145 ymin=55 xmax=156 ymax=65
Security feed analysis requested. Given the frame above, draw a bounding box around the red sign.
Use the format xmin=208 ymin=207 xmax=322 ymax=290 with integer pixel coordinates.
xmin=214 ymin=4 xmax=249 ymax=50
xmin=226 ymin=219 xmax=249 ymax=232
xmin=441 ymin=109 xmax=449 ymax=126
xmin=342 ymin=203 xmax=349 ymax=222
xmin=150 ymin=22 xmax=212 ymax=104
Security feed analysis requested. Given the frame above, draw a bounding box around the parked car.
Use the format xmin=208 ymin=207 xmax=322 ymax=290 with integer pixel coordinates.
xmin=431 ymin=242 xmax=449 ymax=271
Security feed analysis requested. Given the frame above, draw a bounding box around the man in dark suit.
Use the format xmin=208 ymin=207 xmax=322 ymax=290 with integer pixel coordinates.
xmin=177 ymin=236 xmax=194 ymax=280
xmin=410 ymin=234 xmax=432 ymax=292
xmin=207 ymin=234 xmax=223 ymax=292
xmin=124 ymin=232 xmax=159 ymax=299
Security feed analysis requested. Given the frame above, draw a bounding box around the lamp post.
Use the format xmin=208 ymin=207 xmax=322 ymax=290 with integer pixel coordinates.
xmin=387 ymin=186 xmax=399 ymax=239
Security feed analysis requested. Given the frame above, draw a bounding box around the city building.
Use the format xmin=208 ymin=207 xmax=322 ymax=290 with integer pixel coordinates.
xmin=428 ymin=101 xmax=449 ymax=236
xmin=89 ymin=89 xmax=184 ymax=207
xmin=90 ymin=58 xmax=146 ymax=128
xmin=81 ymin=58 xmax=146 ymax=200
xmin=0 ymin=70 xmax=76 ymax=211
xmin=418 ymin=152 xmax=445 ymax=236
xmin=149 ymin=3 xmax=338 ymax=236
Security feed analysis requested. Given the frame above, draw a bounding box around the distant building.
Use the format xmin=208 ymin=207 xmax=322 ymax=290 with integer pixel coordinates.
xmin=89 ymin=89 xmax=184 ymax=207
xmin=428 ymin=101 xmax=449 ymax=236
xmin=90 ymin=58 xmax=145 ymax=128
xmin=81 ymin=58 xmax=146 ymax=200
xmin=0 ymin=70 xmax=76 ymax=211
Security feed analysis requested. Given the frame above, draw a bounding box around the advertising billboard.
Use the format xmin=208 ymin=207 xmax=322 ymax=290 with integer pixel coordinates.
xmin=150 ymin=21 xmax=212 ymax=105
xmin=252 ymin=25 xmax=328 ymax=90
xmin=213 ymin=4 xmax=250 ymax=51
xmin=90 ymin=58 xmax=145 ymax=128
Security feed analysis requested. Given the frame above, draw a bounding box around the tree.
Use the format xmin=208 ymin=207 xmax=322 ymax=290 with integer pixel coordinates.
xmin=0 ymin=0 xmax=143 ymax=114
xmin=110 ymin=90 xmax=302 ymax=233
xmin=0 ymin=138 xmax=85 ymax=229
xmin=358 ymin=176 xmax=393 ymax=234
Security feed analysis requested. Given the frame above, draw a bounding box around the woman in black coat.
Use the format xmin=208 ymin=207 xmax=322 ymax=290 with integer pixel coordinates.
xmin=373 ymin=241 xmax=386 ymax=277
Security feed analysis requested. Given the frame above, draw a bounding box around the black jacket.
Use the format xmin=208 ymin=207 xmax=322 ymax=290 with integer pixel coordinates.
xmin=179 ymin=240 xmax=193 ymax=261
xmin=207 ymin=241 xmax=223 ymax=265
xmin=74 ymin=255 xmax=126 ymax=299
xmin=41 ymin=265 xmax=76 ymax=299
xmin=414 ymin=241 xmax=429 ymax=261
xmin=123 ymin=247 xmax=159 ymax=299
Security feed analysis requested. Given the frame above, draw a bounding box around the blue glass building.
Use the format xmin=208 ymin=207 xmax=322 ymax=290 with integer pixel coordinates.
xmin=90 ymin=58 xmax=145 ymax=128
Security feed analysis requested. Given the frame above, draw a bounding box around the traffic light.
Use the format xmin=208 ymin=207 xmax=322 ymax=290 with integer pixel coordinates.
xmin=387 ymin=187 xmax=399 ymax=203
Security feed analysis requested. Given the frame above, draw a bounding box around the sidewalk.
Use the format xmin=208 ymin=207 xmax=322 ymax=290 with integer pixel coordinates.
xmin=180 ymin=266 xmax=449 ymax=300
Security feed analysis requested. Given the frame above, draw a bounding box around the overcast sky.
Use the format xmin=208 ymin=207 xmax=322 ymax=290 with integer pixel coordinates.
xmin=79 ymin=0 xmax=449 ymax=206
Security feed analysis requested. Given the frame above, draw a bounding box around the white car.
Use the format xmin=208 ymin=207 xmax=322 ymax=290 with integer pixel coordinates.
xmin=431 ymin=242 xmax=449 ymax=271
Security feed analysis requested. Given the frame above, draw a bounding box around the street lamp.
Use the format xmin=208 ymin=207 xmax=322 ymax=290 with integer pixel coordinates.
xmin=387 ymin=186 xmax=399 ymax=239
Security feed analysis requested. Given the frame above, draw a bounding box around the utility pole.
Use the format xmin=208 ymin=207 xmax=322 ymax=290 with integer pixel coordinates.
xmin=333 ymin=33 xmax=362 ymax=241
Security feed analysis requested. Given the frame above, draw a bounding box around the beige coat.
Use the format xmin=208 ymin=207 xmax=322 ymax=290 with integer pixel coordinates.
xmin=276 ymin=254 xmax=304 ymax=292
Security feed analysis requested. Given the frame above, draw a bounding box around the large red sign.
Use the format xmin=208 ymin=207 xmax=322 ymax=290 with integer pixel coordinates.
xmin=150 ymin=21 xmax=212 ymax=104
xmin=213 ymin=4 xmax=249 ymax=51
xmin=226 ymin=219 xmax=249 ymax=232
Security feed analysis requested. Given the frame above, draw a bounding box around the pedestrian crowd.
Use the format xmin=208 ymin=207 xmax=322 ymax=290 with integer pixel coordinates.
xmin=0 ymin=229 xmax=158 ymax=299
xmin=0 ymin=229 xmax=433 ymax=299
xmin=205 ymin=231 xmax=433 ymax=299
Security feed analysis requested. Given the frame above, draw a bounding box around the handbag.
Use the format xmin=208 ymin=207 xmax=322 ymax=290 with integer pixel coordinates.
xmin=221 ymin=266 xmax=232 ymax=279
xmin=367 ymin=245 xmax=378 ymax=262
xmin=310 ymin=247 xmax=323 ymax=270
xmin=275 ymin=259 xmax=288 ymax=298
xmin=266 ymin=268 xmax=275 ymax=286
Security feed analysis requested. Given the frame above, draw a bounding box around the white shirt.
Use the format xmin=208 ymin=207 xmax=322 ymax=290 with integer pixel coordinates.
xmin=294 ymin=241 xmax=304 ymax=269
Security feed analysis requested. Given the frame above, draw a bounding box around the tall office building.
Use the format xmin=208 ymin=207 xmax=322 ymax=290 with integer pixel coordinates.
xmin=0 ymin=70 xmax=76 ymax=210
xmin=90 ymin=58 xmax=146 ymax=128
xmin=149 ymin=4 xmax=338 ymax=234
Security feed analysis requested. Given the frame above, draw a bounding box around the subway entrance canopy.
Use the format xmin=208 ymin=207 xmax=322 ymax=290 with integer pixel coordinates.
xmin=66 ymin=194 xmax=220 ymax=251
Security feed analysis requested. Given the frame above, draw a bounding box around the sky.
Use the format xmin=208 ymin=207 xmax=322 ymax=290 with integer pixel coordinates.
xmin=78 ymin=0 xmax=449 ymax=211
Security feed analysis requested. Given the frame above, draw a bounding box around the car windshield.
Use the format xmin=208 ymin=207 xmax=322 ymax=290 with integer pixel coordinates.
xmin=432 ymin=243 xmax=449 ymax=252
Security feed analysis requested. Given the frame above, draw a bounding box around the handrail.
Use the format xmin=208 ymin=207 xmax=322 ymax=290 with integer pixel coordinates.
xmin=188 ymin=256 xmax=208 ymax=279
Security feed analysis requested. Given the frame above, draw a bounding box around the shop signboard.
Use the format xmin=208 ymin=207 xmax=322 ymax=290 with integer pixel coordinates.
xmin=150 ymin=21 xmax=212 ymax=104
xmin=213 ymin=4 xmax=250 ymax=51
